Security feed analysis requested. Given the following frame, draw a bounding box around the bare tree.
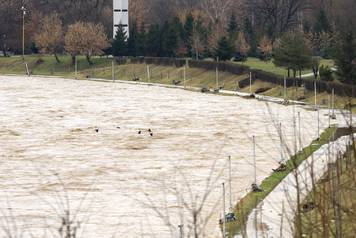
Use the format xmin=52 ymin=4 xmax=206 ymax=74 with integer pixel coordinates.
xmin=34 ymin=13 xmax=64 ymax=63
xmin=200 ymin=0 xmax=234 ymax=44
xmin=246 ymin=0 xmax=307 ymax=39
xmin=257 ymin=36 xmax=273 ymax=61
xmin=65 ymin=22 xmax=109 ymax=65
xmin=235 ymin=32 xmax=250 ymax=57
xmin=133 ymin=159 xmax=227 ymax=238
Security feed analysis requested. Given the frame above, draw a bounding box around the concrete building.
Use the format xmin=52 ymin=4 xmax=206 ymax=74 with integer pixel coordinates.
xmin=113 ymin=0 xmax=129 ymax=38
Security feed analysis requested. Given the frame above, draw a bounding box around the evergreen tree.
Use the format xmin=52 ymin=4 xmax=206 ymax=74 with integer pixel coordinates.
xmin=161 ymin=21 xmax=179 ymax=57
xmin=314 ymin=9 xmax=331 ymax=33
xmin=171 ymin=16 xmax=185 ymax=56
xmin=112 ymin=24 xmax=127 ymax=57
xmin=171 ymin=16 xmax=184 ymax=38
xmin=227 ymin=14 xmax=238 ymax=42
xmin=137 ymin=22 xmax=146 ymax=56
xmin=243 ymin=17 xmax=257 ymax=56
xmin=128 ymin=21 xmax=139 ymax=56
xmin=335 ymin=31 xmax=356 ymax=84
xmin=145 ymin=24 xmax=161 ymax=57
xmin=303 ymin=20 xmax=311 ymax=33
xmin=215 ymin=36 xmax=234 ymax=61
xmin=30 ymin=42 xmax=39 ymax=54
xmin=183 ymin=13 xmax=194 ymax=56
xmin=273 ymin=32 xmax=312 ymax=78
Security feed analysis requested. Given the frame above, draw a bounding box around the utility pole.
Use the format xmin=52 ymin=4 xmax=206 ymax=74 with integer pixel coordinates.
xmin=183 ymin=66 xmax=186 ymax=89
xmin=279 ymin=123 xmax=284 ymax=163
xmin=75 ymin=56 xmax=78 ymax=79
xmin=112 ymin=60 xmax=115 ymax=82
xmin=216 ymin=66 xmax=219 ymax=90
xmin=25 ymin=62 xmax=30 ymax=76
xmin=284 ymin=76 xmax=287 ymax=101
xmin=250 ymin=72 xmax=253 ymax=95
xmin=228 ymin=156 xmax=232 ymax=212
xmin=298 ymin=112 xmax=302 ymax=151
xmin=21 ymin=5 xmax=27 ymax=60
xmin=331 ymin=88 xmax=336 ymax=119
xmin=253 ymin=135 xmax=257 ymax=185
xmin=314 ymin=81 xmax=317 ymax=110
xmin=222 ymin=182 xmax=226 ymax=238
xmin=317 ymin=105 xmax=320 ymax=140
xmin=147 ymin=65 xmax=150 ymax=83
xmin=328 ymin=95 xmax=331 ymax=127
xmin=293 ymin=106 xmax=297 ymax=155
xmin=216 ymin=57 xmax=219 ymax=91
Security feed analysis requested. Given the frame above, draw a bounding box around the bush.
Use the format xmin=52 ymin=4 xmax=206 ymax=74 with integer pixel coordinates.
xmin=258 ymin=52 xmax=272 ymax=61
xmin=233 ymin=52 xmax=247 ymax=62
xmin=319 ymin=65 xmax=334 ymax=81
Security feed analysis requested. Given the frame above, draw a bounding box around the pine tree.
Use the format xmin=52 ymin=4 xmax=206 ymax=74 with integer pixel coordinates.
xmin=171 ymin=16 xmax=183 ymax=38
xmin=227 ymin=14 xmax=238 ymax=42
xmin=137 ymin=22 xmax=146 ymax=56
xmin=145 ymin=24 xmax=161 ymax=57
xmin=112 ymin=24 xmax=127 ymax=57
xmin=171 ymin=16 xmax=185 ymax=56
xmin=314 ymin=9 xmax=331 ymax=33
xmin=273 ymin=32 xmax=312 ymax=78
xmin=335 ymin=31 xmax=356 ymax=84
xmin=183 ymin=13 xmax=194 ymax=57
xmin=215 ymin=36 xmax=234 ymax=61
xmin=243 ymin=17 xmax=256 ymax=56
xmin=160 ymin=21 xmax=178 ymax=57
xmin=128 ymin=21 xmax=139 ymax=56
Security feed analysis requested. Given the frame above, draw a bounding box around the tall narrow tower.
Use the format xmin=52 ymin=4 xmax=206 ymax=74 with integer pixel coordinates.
xmin=113 ymin=0 xmax=129 ymax=38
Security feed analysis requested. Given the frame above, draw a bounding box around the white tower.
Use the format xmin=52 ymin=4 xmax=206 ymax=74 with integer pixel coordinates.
xmin=113 ymin=0 xmax=129 ymax=38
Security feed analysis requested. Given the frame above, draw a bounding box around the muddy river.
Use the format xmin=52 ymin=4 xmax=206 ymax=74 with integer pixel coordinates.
xmin=0 ymin=76 xmax=328 ymax=237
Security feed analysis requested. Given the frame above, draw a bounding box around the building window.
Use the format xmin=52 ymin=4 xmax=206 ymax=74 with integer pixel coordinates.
xmin=114 ymin=24 xmax=128 ymax=27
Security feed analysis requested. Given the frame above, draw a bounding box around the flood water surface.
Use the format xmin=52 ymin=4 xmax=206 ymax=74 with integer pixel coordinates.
xmin=0 ymin=76 xmax=327 ymax=237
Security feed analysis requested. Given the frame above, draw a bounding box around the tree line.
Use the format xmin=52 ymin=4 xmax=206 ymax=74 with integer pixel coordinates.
xmin=0 ymin=0 xmax=355 ymax=84
xmin=111 ymin=11 xmax=355 ymax=84
xmin=32 ymin=14 xmax=109 ymax=65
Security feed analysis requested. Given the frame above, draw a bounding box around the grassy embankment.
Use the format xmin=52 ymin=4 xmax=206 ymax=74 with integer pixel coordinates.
xmin=235 ymin=58 xmax=355 ymax=110
xmin=0 ymin=55 xmax=354 ymax=110
xmin=225 ymin=127 xmax=354 ymax=237
xmin=299 ymin=139 xmax=356 ymax=237
xmin=0 ymin=55 xmax=248 ymax=91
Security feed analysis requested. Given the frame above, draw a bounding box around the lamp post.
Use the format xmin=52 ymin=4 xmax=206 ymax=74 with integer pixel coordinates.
xmin=21 ymin=5 xmax=27 ymax=60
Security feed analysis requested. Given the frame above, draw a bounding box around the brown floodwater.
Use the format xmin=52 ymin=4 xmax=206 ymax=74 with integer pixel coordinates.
xmin=0 ymin=76 xmax=328 ymax=237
